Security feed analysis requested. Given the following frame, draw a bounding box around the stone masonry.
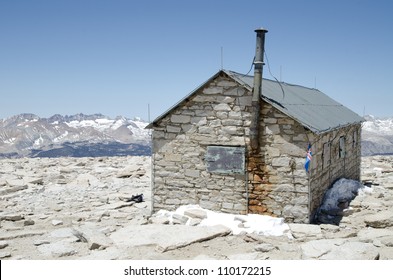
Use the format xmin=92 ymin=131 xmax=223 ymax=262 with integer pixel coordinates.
xmin=150 ymin=71 xmax=362 ymax=223
xmin=152 ymin=74 xmax=252 ymax=214
xmin=248 ymin=103 xmax=362 ymax=223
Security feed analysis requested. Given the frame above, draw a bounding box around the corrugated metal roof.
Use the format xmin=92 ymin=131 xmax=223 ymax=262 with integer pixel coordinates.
xmin=147 ymin=70 xmax=364 ymax=133
xmin=225 ymin=70 xmax=364 ymax=134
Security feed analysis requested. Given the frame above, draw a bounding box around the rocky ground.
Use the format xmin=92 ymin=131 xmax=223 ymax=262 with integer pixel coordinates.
xmin=1 ymin=155 xmax=393 ymax=260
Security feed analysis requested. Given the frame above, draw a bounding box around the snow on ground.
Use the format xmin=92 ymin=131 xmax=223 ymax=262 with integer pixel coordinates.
xmin=156 ymin=205 xmax=291 ymax=237
xmin=156 ymin=180 xmax=373 ymax=234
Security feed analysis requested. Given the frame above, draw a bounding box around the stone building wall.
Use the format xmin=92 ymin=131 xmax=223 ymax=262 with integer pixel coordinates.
xmin=151 ymin=72 xmax=362 ymax=224
xmin=151 ymin=73 xmax=253 ymax=214
xmin=308 ymin=123 xmax=362 ymax=220
xmin=248 ymin=103 xmax=311 ymax=223
xmin=247 ymin=101 xmax=362 ymax=223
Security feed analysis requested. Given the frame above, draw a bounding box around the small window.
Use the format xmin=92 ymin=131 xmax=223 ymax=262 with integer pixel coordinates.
xmin=205 ymin=146 xmax=245 ymax=174
xmin=322 ymin=142 xmax=331 ymax=168
xmin=353 ymin=130 xmax=357 ymax=148
xmin=339 ymin=136 xmax=346 ymax=158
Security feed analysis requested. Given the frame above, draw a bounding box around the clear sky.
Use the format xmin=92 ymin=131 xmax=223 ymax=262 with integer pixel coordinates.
xmin=1 ymin=0 xmax=392 ymax=121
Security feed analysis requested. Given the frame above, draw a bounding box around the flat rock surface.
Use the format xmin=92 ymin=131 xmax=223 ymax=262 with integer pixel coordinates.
xmin=301 ymin=239 xmax=380 ymax=260
xmin=0 ymin=155 xmax=393 ymax=260
xmin=110 ymin=224 xmax=231 ymax=252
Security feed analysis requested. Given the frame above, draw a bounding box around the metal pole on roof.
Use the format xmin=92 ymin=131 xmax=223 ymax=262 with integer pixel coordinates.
xmin=250 ymin=27 xmax=268 ymax=152
xmin=221 ymin=46 xmax=224 ymax=70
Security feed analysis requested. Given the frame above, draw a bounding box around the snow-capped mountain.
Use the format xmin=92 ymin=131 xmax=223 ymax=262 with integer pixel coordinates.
xmin=0 ymin=113 xmax=151 ymax=158
xmin=362 ymin=115 xmax=393 ymax=156
xmin=2 ymin=113 xmax=391 ymax=158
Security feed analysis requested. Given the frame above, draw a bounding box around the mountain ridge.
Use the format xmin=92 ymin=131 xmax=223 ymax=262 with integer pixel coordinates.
xmin=0 ymin=113 xmax=151 ymax=158
xmin=1 ymin=113 xmax=392 ymax=158
xmin=362 ymin=115 xmax=393 ymax=156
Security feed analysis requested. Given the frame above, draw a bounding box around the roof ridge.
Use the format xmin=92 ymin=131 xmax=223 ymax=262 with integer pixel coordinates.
xmin=224 ymin=69 xmax=321 ymax=92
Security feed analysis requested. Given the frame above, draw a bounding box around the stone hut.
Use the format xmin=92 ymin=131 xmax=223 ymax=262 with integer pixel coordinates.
xmin=146 ymin=32 xmax=363 ymax=223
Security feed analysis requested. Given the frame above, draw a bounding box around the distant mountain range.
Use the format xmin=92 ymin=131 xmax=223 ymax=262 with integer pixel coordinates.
xmin=362 ymin=115 xmax=393 ymax=156
xmin=0 ymin=113 xmax=391 ymax=158
xmin=0 ymin=113 xmax=151 ymax=158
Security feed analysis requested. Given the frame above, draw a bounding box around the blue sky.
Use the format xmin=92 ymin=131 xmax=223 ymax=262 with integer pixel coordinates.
xmin=1 ymin=0 xmax=392 ymax=120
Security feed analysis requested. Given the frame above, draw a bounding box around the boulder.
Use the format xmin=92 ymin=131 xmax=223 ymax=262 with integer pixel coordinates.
xmin=379 ymin=247 xmax=393 ymax=260
xmin=288 ymin=223 xmax=322 ymax=240
xmin=72 ymin=225 xmax=113 ymax=250
xmin=37 ymin=240 xmax=77 ymax=258
xmin=149 ymin=216 xmax=170 ymax=225
xmin=0 ymin=241 xmax=9 ymax=249
xmin=364 ymin=210 xmax=393 ymax=228
xmin=0 ymin=185 xmax=28 ymax=195
xmin=0 ymin=251 xmax=11 ymax=258
xmin=26 ymin=177 xmax=44 ymax=185
xmin=357 ymin=228 xmax=393 ymax=243
xmin=380 ymin=236 xmax=393 ymax=247
xmin=5 ymin=179 xmax=27 ymax=188
xmin=184 ymin=209 xmax=208 ymax=219
xmin=110 ymin=224 xmax=231 ymax=253
xmin=323 ymin=241 xmax=380 ymax=260
xmin=301 ymin=239 xmax=380 ymax=260
xmin=189 ymin=218 xmax=202 ymax=226
xmin=172 ymin=214 xmax=189 ymax=225
xmin=50 ymin=228 xmax=76 ymax=238
xmin=33 ymin=240 xmax=51 ymax=246
xmin=116 ymin=166 xmax=141 ymax=178
xmin=1 ymin=214 xmax=24 ymax=222
xmin=24 ymin=219 xmax=35 ymax=226
xmin=254 ymin=243 xmax=277 ymax=253
xmin=0 ymin=178 xmax=7 ymax=186
xmin=0 ymin=230 xmax=46 ymax=240
xmin=51 ymin=220 xmax=63 ymax=226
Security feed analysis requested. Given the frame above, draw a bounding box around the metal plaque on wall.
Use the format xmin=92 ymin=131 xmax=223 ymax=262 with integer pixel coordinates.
xmin=205 ymin=146 xmax=245 ymax=174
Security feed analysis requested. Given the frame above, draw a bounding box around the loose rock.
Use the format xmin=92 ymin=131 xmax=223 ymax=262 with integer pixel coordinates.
xmin=0 ymin=241 xmax=9 ymax=249
xmin=0 ymin=251 xmax=12 ymax=258
xmin=51 ymin=220 xmax=63 ymax=226
xmin=184 ymin=209 xmax=208 ymax=219
xmin=364 ymin=210 xmax=393 ymax=228
xmin=0 ymin=155 xmax=391 ymax=260
xmin=288 ymin=223 xmax=322 ymax=240
xmin=172 ymin=214 xmax=189 ymax=225
xmin=2 ymin=214 xmax=24 ymax=222
xmin=254 ymin=243 xmax=277 ymax=252
xmin=24 ymin=219 xmax=35 ymax=226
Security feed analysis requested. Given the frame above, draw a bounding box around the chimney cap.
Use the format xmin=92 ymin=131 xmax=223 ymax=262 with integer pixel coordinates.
xmin=254 ymin=27 xmax=268 ymax=33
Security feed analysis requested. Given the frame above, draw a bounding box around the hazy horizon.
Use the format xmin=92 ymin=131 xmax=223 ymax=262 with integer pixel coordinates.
xmin=1 ymin=0 xmax=392 ymax=120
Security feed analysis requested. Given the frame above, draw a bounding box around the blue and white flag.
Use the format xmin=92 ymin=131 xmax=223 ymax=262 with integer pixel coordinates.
xmin=304 ymin=143 xmax=312 ymax=172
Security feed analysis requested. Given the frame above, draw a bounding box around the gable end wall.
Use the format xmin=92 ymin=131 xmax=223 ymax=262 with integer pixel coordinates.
xmin=151 ymin=74 xmax=253 ymax=214
xmin=150 ymin=74 xmax=362 ymax=224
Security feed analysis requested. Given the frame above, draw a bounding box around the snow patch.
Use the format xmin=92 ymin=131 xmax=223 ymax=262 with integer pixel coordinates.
xmin=363 ymin=117 xmax=393 ymax=135
xmin=156 ymin=205 xmax=291 ymax=237
xmin=53 ymin=131 xmax=69 ymax=143
xmin=4 ymin=137 xmax=16 ymax=144
xmin=66 ymin=118 xmax=130 ymax=132
xmin=33 ymin=135 xmax=44 ymax=147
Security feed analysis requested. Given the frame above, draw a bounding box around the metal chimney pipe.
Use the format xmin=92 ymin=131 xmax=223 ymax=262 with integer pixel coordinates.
xmin=250 ymin=27 xmax=268 ymax=152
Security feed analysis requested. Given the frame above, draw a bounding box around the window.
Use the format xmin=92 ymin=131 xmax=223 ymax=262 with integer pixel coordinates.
xmin=322 ymin=142 xmax=331 ymax=168
xmin=339 ymin=136 xmax=346 ymax=158
xmin=205 ymin=146 xmax=245 ymax=174
xmin=353 ymin=130 xmax=357 ymax=148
